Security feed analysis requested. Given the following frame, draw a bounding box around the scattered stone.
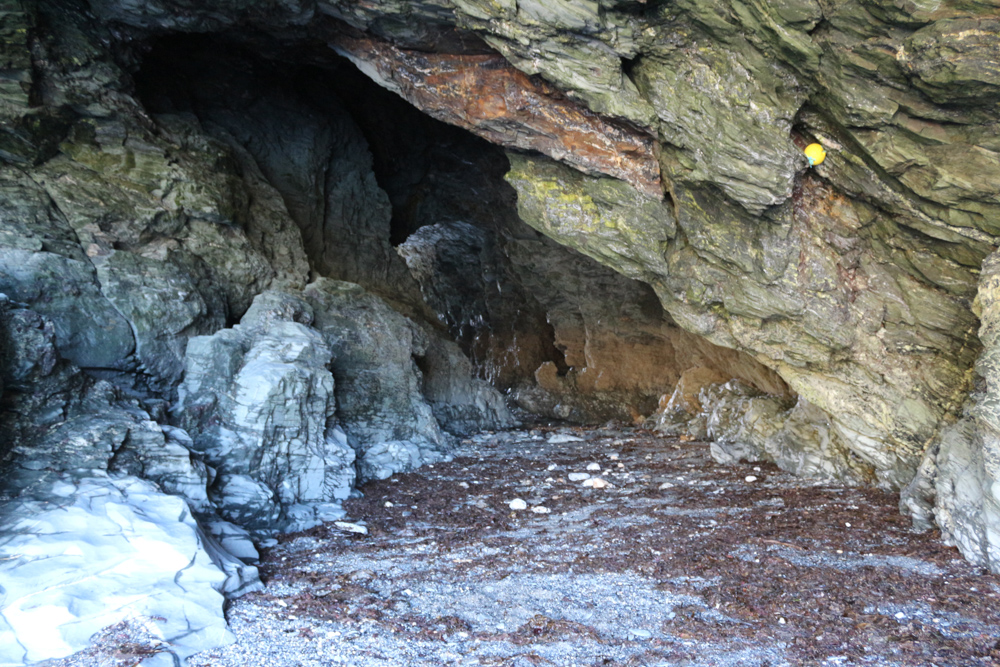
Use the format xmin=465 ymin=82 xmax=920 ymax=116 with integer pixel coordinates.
xmin=459 ymin=482 xmax=470 ymax=489
xmin=586 ymin=463 xmax=602 ymax=471
xmin=531 ymin=506 xmax=551 ymax=514
xmin=628 ymin=628 xmax=653 ymax=640
xmin=333 ymin=521 xmax=368 ymax=535
xmin=745 ymin=475 xmax=758 ymax=482
xmin=508 ymin=499 xmax=528 ymax=511
xmin=568 ymin=472 xmax=591 ymax=482
xmin=548 ymin=433 xmax=584 ymax=444
xmin=659 ymin=482 xmax=675 ymax=489
xmin=582 ymin=478 xmax=609 ymax=489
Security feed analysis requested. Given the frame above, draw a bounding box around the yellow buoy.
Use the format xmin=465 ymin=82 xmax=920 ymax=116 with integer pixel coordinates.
xmin=804 ymin=142 xmax=826 ymax=167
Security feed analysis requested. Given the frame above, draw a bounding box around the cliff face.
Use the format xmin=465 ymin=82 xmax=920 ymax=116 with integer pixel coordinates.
xmin=3 ymin=0 xmax=1000 ymax=662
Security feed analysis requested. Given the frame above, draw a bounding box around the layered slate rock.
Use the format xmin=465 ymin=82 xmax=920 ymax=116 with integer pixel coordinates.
xmin=174 ymin=290 xmax=355 ymax=534
xmin=0 ymin=297 xmax=257 ymax=666
xmin=506 ymin=154 xmax=980 ymax=492
xmin=330 ymin=34 xmax=663 ymax=199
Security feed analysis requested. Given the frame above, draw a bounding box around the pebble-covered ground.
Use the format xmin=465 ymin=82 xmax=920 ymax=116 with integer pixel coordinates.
xmin=53 ymin=426 xmax=1000 ymax=666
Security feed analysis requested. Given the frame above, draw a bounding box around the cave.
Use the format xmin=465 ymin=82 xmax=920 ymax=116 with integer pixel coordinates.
xmin=2 ymin=0 xmax=1000 ymax=664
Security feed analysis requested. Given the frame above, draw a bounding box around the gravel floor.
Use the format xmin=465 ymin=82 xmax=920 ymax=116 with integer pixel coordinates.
xmin=46 ymin=425 xmax=1000 ymax=666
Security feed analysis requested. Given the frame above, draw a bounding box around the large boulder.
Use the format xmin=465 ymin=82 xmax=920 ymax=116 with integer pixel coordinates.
xmin=174 ymin=290 xmax=355 ymax=534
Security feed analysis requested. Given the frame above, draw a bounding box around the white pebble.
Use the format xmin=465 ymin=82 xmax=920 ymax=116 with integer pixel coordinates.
xmin=845 ymin=522 xmax=852 ymax=527
xmin=895 ymin=612 xmax=905 ymax=619
xmin=459 ymin=482 xmax=470 ymax=489
xmin=384 ymin=501 xmax=394 ymax=508
xmin=508 ymin=498 xmax=528 ymax=511
xmin=568 ymin=472 xmax=591 ymax=482
xmin=586 ymin=463 xmax=602 ymax=471
xmin=582 ymin=478 xmax=609 ymax=489
xmin=659 ymin=482 xmax=675 ymax=489
xmin=745 ymin=475 xmax=758 ymax=483
xmin=778 ymin=617 xmax=786 ymax=624
xmin=609 ymin=454 xmax=619 ymax=460
xmin=546 ymin=464 xmax=557 ymax=471
xmin=531 ymin=506 xmax=551 ymax=514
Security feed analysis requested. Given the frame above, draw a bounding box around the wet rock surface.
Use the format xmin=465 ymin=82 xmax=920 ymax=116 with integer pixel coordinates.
xmin=101 ymin=426 xmax=1000 ymax=667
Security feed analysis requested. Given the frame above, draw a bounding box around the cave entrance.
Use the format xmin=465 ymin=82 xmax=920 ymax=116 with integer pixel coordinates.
xmin=133 ymin=33 xmax=789 ymax=428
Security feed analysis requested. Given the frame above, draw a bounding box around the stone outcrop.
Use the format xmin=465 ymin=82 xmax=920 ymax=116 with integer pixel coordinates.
xmin=506 ymin=154 xmax=979 ymax=492
xmin=330 ymin=34 xmax=662 ymax=199
xmin=0 ymin=297 xmax=259 ymax=666
xmin=173 ymin=290 xmax=355 ymax=534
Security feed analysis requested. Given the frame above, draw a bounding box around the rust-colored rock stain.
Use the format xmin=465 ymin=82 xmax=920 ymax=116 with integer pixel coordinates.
xmin=331 ymin=35 xmax=663 ymax=199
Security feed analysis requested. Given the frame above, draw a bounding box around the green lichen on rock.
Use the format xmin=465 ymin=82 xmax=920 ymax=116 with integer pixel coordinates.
xmin=508 ymin=151 xmax=980 ymax=490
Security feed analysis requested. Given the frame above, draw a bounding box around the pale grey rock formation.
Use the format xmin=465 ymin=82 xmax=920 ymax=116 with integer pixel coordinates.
xmin=174 ymin=290 xmax=356 ymax=534
xmin=0 ymin=474 xmax=235 ymax=667
xmin=0 ymin=299 xmax=260 ymax=666
xmin=419 ymin=333 xmax=517 ymax=436
xmin=908 ymin=251 xmax=1000 ymax=570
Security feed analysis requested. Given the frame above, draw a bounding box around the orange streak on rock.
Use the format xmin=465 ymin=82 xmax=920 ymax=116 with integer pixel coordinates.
xmin=332 ymin=35 xmax=663 ymax=199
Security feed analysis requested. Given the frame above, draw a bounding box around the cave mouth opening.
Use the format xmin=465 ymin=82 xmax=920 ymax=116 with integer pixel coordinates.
xmin=131 ymin=31 xmax=792 ymax=429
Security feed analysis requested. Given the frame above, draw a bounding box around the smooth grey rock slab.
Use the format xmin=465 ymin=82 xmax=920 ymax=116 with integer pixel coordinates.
xmin=0 ymin=474 xmax=234 ymax=666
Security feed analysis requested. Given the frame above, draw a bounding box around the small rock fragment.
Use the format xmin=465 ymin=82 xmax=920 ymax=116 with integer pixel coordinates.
xmin=629 ymin=628 xmax=652 ymax=640
xmin=546 ymin=464 xmax=557 ymax=471
xmin=531 ymin=506 xmax=551 ymax=514
xmin=745 ymin=475 xmax=758 ymax=483
xmin=568 ymin=472 xmax=591 ymax=482
xmin=659 ymin=482 xmax=675 ymax=489
xmin=509 ymin=498 xmax=528 ymax=510
xmin=586 ymin=463 xmax=601 ymax=471
xmin=582 ymin=478 xmax=609 ymax=489
xmin=548 ymin=433 xmax=584 ymax=444
xmin=334 ymin=521 xmax=368 ymax=534
xmin=384 ymin=501 xmax=394 ymax=508
xmin=459 ymin=482 xmax=470 ymax=489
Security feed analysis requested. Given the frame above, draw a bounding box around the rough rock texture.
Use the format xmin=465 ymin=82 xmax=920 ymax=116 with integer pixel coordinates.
xmin=689 ymin=380 xmax=874 ymax=486
xmin=330 ymin=34 xmax=662 ymax=198
xmin=419 ymin=332 xmax=516 ymax=436
xmin=506 ymin=230 xmax=790 ymax=423
xmin=906 ymin=252 xmax=1000 ymax=570
xmin=507 ymin=154 xmax=979 ymax=492
xmin=173 ymin=290 xmax=355 ymax=534
xmin=137 ymin=39 xmax=425 ymax=311
xmin=302 ymin=279 xmax=453 ymax=482
xmin=0 ymin=2 xmax=309 ymax=395
xmin=0 ymin=297 xmax=259 ymax=666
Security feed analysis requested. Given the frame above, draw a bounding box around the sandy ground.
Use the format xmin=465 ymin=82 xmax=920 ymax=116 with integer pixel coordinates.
xmin=46 ymin=425 xmax=1000 ymax=666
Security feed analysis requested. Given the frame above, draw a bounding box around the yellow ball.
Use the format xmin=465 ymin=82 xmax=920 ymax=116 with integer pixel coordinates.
xmin=804 ymin=142 xmax=826 ymax=166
